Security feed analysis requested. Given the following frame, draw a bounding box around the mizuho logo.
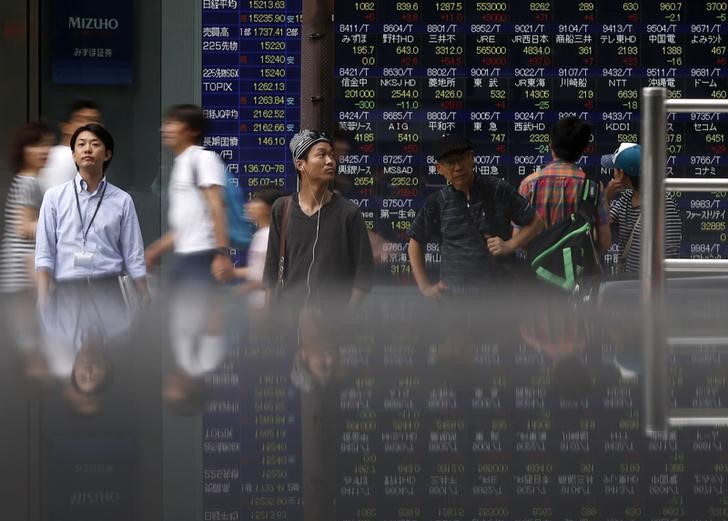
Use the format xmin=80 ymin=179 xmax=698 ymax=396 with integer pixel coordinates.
xmin=68 ymin=17 xmax=119 ymax=30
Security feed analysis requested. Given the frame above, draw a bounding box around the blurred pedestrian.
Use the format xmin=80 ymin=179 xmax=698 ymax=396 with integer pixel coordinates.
xmin=0 ymin=122 xmax=55 ymax=293
xmin=145 ymin=104 xmax=234 ymax=284
xmin=38 ymin=99 xmax=102 ymax=192
xmin=234 ymin=188 xmax=282 ymax=309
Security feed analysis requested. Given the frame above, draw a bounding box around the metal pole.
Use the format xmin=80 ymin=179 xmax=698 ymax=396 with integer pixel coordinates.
xmin=664 ymin=99 xmax=728 ymax=113
xmin=641 ymin=87 xmax=668 ymax=436
xmin=300 ymin=0 xmax=334 ymax=130
xmin=664 ymin=178 xmax=728 ymax=192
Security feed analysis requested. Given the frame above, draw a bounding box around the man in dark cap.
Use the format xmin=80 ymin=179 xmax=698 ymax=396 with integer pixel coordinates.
xmin=408 ymin=135 xmax=543 ymax=298
xmin=262 ymin=130 xmax=374 ymax=314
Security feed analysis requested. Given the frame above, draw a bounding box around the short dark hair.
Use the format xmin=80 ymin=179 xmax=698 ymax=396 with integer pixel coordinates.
xmin=549 ymin=117 xmax=592 ymax=162
xmin=253 ymin=188 xmax=283 ymax=207
xmin=8 ymin=121 xmax=54 ymax=173
xmin=70 ymin=123 xmax=115 ymax=172
xmin=164 ymin=104 xmax=205 ymax=143
xmin=64 ymin=99 xmax=100 ymax=123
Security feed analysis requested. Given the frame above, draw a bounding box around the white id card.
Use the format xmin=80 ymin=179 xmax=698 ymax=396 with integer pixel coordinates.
xmin=73 ymin=251 xmax=94 ymax=268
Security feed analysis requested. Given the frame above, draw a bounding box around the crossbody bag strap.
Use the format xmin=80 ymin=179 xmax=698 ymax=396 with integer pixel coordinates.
xmin=619 ymin=212 xmax=641 ymax=270
xmin=277 ymin=196 xmax=293 ymax=285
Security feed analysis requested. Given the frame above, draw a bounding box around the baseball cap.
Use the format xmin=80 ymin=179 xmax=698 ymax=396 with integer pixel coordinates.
xmin=433 ymin=134 xmax=473 ymax=161
xmin=289 ymin=129 xmax=332 ymax=161
xmin=601 ymin=143 xmax=641 ymax=177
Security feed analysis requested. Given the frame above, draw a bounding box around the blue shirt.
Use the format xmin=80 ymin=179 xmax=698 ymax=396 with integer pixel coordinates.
xmin=35 ymin=175 xmax=146 ymax=281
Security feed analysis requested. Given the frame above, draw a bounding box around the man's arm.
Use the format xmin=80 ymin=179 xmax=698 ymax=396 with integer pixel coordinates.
xmin=36 ymin=269 xmax=53 ymax=305
xmin=596 ymin=223 xmax=612 ymax=255
xmin=487 ymin=213 xmax=544 ymax=256
xmin=144 ymin=231 xmax=175 ymax=270
xmin=201 ymin=185 xmax=234 ymax=282
xmin=348 ymin=210 xmax=374 ymax=306
xmin=408 ymin=238 xmax=446 ymax=299
xmin=595 ymin=190 xmax=613 ymax=254
xmin=35 ymin=194 xmax=57 ymax=303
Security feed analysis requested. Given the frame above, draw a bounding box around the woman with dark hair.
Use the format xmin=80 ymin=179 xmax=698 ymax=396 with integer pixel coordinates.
xmin=0 ymin=122 xmax=55 ymax=293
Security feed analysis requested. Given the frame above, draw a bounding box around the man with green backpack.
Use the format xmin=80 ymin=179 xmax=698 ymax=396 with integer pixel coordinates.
xmin=519 ymin=117 xmax=612 ymax=291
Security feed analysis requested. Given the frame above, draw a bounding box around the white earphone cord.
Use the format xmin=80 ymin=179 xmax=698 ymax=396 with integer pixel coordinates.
xmin=302 ymin=168 xmax=324 ymax=306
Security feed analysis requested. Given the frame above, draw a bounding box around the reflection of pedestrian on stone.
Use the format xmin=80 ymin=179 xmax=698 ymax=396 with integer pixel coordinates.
xmin=519 ymin=299 xmax=593 ymax=401
xmin=37 ymin=280 xmax=134 ymax=414
xmin=164 ymin=287 xmax=228 ymax=415
xmin=291 ymin=305 xmax=342 ymax=393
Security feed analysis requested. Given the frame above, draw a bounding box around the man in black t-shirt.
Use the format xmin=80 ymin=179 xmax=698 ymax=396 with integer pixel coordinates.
xmin=408 ymin=135 xmax=543 ymax=298
xmin=263 ymin=130 xmax=374 ymax=315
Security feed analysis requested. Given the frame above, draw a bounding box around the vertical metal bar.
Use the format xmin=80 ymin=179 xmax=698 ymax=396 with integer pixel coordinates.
xmin=641 ymin=87 xmax=668 ymax=435
xmin=300 ymin=0 xmax=334 ymax=130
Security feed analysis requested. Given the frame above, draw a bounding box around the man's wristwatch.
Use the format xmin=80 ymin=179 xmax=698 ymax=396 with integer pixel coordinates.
xmin=214 ymin=246 xmax=232 ymax=256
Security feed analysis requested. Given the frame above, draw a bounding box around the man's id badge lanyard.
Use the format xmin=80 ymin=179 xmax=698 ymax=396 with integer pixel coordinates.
xmin=73 ymin=180 xmax=107 ymax=268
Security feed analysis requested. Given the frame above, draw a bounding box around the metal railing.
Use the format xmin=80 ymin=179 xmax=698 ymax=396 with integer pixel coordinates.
xmin=641 ymin=88 xmax=728 ymax=435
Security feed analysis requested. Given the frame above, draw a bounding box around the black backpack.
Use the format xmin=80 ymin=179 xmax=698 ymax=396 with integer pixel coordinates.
xmin=526 ymin=178 xmax=603 ymax=291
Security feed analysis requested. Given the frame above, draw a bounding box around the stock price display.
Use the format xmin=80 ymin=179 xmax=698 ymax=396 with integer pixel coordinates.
xmin=202 ymin=0 xmax=301 ymax=217
xmin=201 ymin=2 xmax=303 ymax=519
xmin=334 ymin=0 xmax=728 ymax=279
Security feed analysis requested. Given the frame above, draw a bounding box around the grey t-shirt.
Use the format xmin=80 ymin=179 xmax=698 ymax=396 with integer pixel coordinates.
xmin=264 ymin=192 xmax=374 ymax=312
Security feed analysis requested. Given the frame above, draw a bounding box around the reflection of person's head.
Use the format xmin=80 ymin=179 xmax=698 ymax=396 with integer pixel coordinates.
xmin=292 ymin=306 xmax=339 ymax=391
xmin=64 ymin=382 xmax=100 ymax=416
xmin=163 ymin=369 xmax=209 ymax=415
xmin=70 ymin=335 xmax=112 ymax=395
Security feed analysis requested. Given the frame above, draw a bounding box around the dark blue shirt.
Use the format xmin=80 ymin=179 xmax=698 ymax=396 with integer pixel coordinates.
xmin=408 ymin=176 xmax=535 ymax=288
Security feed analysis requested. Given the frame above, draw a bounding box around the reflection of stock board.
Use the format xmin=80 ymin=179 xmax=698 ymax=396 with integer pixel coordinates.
xmin=197 ymin=293 xmax=728 ymax=521
xmin=331 ymin=311 xmax=728 ymax=521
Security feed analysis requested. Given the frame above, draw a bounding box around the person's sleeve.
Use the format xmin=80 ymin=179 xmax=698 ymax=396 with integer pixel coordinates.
xmin=664 ymin=196 xmax=682 ymax=259
xmin=518 ymin=177 xmax=532 ymax=200
xmin=595 ymin=188 xmax=610 ymax=226
xmin=263 ymin=198 xmax=284 ymax=288
xmin=35 ymin=193 xmax=57 ymax=272
xmin=503 ymin=180 xmax=536 ymax=226
xmin=407 ymin=193 xmax=440 ymax=244
xmin=119 ymin=196 xmax=147 ymax=280
xmin=197 ymin=150 xmax=226 ymax=188
xmin=349 ymin=209 xmax=374 ymax=293
xmin=16 ymin=179 xmax=40 ymax=208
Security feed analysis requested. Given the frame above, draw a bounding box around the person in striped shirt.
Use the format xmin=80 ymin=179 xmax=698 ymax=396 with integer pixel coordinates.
xmin=0 ymin=122 xmax=55 ymax=294
xmin=603 ymin=143 xmax=682 ymax=274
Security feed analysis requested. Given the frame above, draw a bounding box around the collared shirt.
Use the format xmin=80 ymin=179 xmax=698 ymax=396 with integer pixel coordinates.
xmin=168 ymin=145 xmax=226 ymax=254
xmin=408 ymin=176 xmax=535 ymax=288
xmin=518 ymin=159 xmax=609 ymax=229
xmin=35 ymin=174 xmax=146 ymax=281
